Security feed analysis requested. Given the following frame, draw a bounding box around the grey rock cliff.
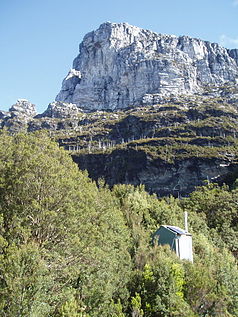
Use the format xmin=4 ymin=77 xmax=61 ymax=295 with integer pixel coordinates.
xmin=38 ymin=101 xmax=81 ymax=118
xmin=0 ymin=99 xmax=37 ymax=132
xmin=72 ymin=151 xmax=235 ymax=197
xmin=9 ymin=99 xmax=37 ymax=118
xmin=56 ymin=22 xmax=238 ymax=111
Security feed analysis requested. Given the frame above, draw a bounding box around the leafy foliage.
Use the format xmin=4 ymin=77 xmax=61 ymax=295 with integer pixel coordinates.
xmin=1 ymin=131 xmax=238 ymax=316
xmin=0 ymin=132 xmax=131 ymax=316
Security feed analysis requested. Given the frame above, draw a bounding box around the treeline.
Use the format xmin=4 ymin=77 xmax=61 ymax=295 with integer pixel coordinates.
xmin=0 ymin=131 xmax=238 ymax=316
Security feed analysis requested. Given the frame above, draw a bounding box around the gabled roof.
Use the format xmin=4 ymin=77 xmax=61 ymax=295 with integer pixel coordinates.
xmin=162 ymin=225 xmax=191 ymax=236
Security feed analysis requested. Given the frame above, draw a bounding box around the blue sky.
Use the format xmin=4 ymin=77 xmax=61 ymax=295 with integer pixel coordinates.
xmin=0 ymin=0 xmax=238 ymax=113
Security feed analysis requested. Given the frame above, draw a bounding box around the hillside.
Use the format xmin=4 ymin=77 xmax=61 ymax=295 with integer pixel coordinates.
xmin=2 ymin=83 xmax=238 ymax=196
xmin=1 ymin=23 xmax=238 ymax=316
xmin=1 ymin=23 xmax=238 ymax=196
xmin=1 ymin=132 xmax=238 ymax=316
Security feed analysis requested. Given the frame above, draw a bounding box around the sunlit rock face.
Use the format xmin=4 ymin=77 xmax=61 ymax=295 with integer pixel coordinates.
xmin=38 ymin=101 xmax=81 ymax=119
xmin=0 ymin=99 xmax=37 ymax=132
xmin=56 ymin=22 xmax=238 ymax=111
xmin=9 ymin=99 xmax=37 ymax=118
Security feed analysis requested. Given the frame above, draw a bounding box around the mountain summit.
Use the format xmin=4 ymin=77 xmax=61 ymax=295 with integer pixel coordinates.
xmin=56 ymin=22 xmax=238 ymax=111
xmin=1 ymin=23 xmax=238 ymax=197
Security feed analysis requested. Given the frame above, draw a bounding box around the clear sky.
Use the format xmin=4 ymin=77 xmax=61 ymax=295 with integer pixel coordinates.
xmin=0 ymin=0 xmax=238 ymax=113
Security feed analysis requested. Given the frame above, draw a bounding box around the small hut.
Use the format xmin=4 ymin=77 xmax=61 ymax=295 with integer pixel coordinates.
xmin=153 ymin=225 xmax=193 ymax=262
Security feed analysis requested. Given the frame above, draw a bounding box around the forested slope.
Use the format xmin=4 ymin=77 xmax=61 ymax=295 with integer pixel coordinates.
xmin=1 ymin=132 xmax=238 ymax=316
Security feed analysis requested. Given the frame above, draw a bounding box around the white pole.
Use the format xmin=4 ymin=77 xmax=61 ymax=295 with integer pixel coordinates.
xmin=184 ymin=211 xmax=188 ymax=232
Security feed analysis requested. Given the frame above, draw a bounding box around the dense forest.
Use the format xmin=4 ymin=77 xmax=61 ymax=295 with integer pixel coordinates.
xmin=1 ymin=131 xmax=238 ymax=316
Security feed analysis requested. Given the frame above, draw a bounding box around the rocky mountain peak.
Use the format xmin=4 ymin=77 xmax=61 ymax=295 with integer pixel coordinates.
xmin=9 ymin=99 xmax=37 ymax=118
xmin=1 ymin=23 xmax=238 ymax=197
xmin=56 ymin=22 xmax=238 ymax=111
xmin=0 ymin=99 xmax=37 ymax=132
xmin=38 ymin=101 xmax=81 ymax=119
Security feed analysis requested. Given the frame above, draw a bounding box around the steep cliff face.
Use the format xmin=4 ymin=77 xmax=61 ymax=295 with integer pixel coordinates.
xmin=72 ymin=150 xmax=235 ymax=197
xmin=56 ymin=22 xmax=238 ymax=110
xmin=2 ymin=93 xmax=238 ymax=196
xmin=1 ymin=23 xmax=238 ymax=196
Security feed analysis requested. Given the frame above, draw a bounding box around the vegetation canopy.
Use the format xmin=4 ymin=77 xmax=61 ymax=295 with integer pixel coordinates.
xmin=0 ymin=131 xmax=238 ymax=316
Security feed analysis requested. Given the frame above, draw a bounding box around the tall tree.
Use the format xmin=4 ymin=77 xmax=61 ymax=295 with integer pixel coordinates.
xmin=0 ymin=131 xmax=131 ymax=316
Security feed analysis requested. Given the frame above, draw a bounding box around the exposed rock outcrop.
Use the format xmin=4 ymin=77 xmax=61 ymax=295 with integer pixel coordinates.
xmin=228 ymin=49 xmax=238 ymax=65
xmin=56 ymin=22 xmax=238 ymax=111
xmin=1 ymin=23 xmax=238 ymax=196
xmin=0 ymin=110 xmax=9 ymax=120
xmin=9 ymin=99 xmax=37 ymax=118
xmin=38 ymin=101 xmax=81 ymax=119
xmin=72 ymin=150 xmax=235 ymax=197
xmin=0 ymin=99 xmax=37 ymax=132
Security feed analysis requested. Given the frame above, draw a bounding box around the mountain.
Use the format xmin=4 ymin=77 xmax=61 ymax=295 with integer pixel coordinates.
xmin=0 ymin=99 xmax=37 ymax=132
xmin=1 ymin=22 xmax=238 ymax=196
xmin=56 ymin=22 xmax=238 ymax=111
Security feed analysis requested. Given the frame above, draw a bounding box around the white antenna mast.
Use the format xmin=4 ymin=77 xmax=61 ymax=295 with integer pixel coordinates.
xmin=184 ymin=211 xmax=188 ymax=232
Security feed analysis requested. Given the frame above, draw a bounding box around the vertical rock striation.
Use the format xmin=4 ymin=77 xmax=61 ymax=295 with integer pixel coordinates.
xmin=56 ymin=22 xmax=238 ymax=111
